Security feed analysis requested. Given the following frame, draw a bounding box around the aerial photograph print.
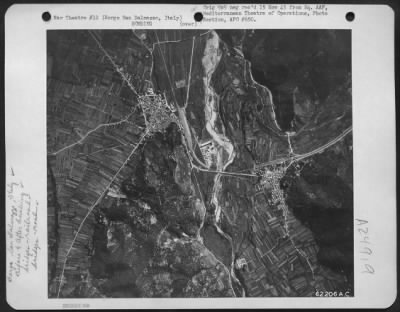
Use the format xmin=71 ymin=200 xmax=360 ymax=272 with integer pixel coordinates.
xmin=47 ymin=29 xmax=353 ymax=298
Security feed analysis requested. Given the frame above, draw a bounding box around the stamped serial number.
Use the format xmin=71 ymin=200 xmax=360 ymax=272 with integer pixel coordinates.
xmin=315 ymin=290 xmax=351 ymax=297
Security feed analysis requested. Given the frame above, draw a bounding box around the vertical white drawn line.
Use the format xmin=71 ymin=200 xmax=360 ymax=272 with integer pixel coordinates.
xmin=184 ymin=36 xmax=196 ymax=109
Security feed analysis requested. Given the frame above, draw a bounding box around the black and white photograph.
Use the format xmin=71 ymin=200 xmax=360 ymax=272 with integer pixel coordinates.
xmin=47 ymin=29 xmax=353 ymax=298
xmin=5 ymin=4 xmax=395 ymax=309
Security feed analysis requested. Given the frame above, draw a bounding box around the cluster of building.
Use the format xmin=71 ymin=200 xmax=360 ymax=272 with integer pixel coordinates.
xmin=139 ymin=88 xmax=178 ymax=134
xmin=198 ymin=140 xmax=216 ymax=169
